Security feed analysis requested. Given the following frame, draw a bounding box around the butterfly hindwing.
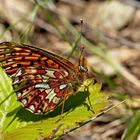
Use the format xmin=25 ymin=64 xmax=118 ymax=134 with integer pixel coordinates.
xmin=13 ymin=67 xmax=69 ymax=114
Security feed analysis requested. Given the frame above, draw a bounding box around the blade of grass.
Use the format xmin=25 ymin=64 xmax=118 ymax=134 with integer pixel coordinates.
xmin=44 ymin=12 xmax=71 ymax=45
xmin=67 ymin=35 xmax=81 ymax=59
xmin=122 ymin=111 xmax=140 ymax=140
xmin=93 ymin=70 xmax=116 ymax=89
xmin=20 ymin=4 xmax=40 ymax=43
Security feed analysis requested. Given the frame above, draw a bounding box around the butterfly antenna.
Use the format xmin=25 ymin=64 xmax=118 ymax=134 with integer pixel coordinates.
xmin=78 ymin=19 xmax=84 ymax=67
xmin=78 ymin=20 xmax=88 ymax=73
xmin=78 ymin=45 xmax=84 ymax=66
xmin=80 ymin=19 xmax=83 ymax=44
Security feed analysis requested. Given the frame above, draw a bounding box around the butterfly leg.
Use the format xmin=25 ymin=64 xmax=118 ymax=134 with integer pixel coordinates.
xmin=56 ymin=94 xmax=68 ymax=122
xmin=61 ymin=93 xmax=67 ymax=115
xmin=56 ymin=90 xmax=73 ymax=122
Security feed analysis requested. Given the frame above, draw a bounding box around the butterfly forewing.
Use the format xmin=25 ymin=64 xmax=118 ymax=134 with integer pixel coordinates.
xmin=0 ymin=42 xmax=77 ymax=114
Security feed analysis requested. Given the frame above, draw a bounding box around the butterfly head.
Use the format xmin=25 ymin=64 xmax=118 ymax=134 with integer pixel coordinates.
xmin=76 ymin=45 xmax=88 ymax=82
xmin=78 ymin=45 xmax=88 ymax=71
xmin=78 ymin=57 xmax=88 ymax=73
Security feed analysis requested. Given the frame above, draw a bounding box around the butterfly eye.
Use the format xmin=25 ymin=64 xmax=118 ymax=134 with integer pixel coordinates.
xmin=79 ymin=65 xmax=88 ymax=73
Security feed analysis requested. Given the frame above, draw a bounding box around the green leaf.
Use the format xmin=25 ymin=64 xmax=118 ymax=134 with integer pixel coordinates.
xmin=0 ymin=68 xmax=109 ymax=140
xmin=122 ymin=111 xmax=140 ymax=140
xmin=0 ymin=67 xmax=21 ymax=134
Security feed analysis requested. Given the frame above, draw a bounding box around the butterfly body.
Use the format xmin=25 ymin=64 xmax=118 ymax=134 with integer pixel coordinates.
xmin=0 ymin=42 xmax=87 ymax=114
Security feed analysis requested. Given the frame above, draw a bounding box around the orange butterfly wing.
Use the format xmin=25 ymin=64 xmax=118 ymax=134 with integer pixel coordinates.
xmin=0 ymin=42 xmax=77 ymax=114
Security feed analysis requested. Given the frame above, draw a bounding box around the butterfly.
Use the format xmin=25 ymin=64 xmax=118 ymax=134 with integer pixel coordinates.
xmin=0 ymin=42 xmax=88 ymax=114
